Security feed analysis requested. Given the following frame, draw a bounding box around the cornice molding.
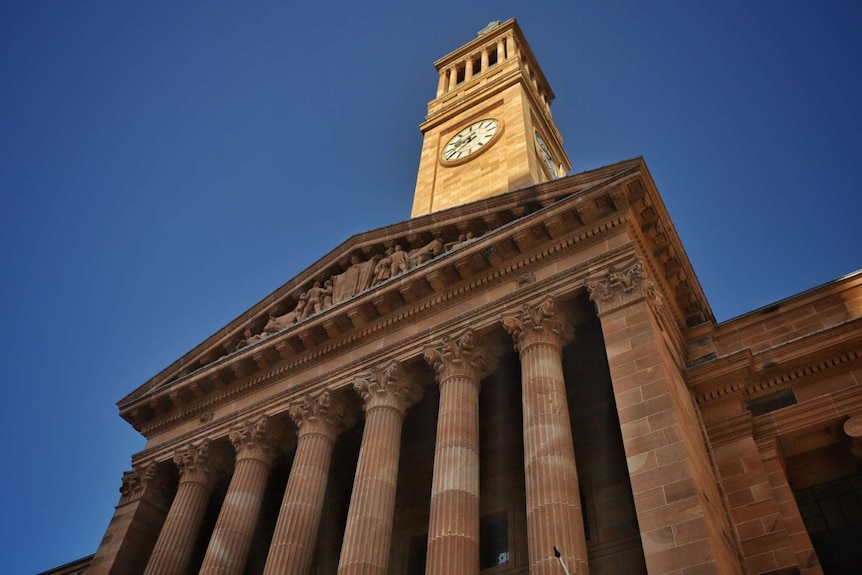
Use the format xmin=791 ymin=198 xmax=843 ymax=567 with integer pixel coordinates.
xmin=689 ymin=318 xmax=862 ymax=407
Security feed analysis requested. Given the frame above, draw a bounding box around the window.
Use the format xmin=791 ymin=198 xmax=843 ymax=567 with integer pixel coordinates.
xmin=796 ymin=473 xmax=862 ymax=574
xmin=488 ymin=48 xmax=498 ymax=67
xmin=480 ymin=511 xmax=509 ymax=569
xmin=456 ymin=65 xmax=466 ymax=84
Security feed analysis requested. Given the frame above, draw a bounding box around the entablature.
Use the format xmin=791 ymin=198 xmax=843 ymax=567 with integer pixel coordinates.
xmin=119 ymin=159 xmax=713 ymax=440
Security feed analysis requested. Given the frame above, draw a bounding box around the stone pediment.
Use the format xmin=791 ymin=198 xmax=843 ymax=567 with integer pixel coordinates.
xmin=119 ymin=157 xmax=714 ymax=433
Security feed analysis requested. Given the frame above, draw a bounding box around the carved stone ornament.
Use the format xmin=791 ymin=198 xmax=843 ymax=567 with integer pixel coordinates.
xmin=514 ymin=272 xmax=536 ymax=287
xmin=288 ymin=389 xmax=355 ymax=438
xmin=584 ymin=259 xmax=661 ymax=315
xmin=173 ymin=439 xmax=228 ymax=487
xmin=424 ymin=328 xmax=495 ymax=384
xmin=119 ymin=461 xmax=158 ymax=503
xmin=229 ymin=414 xmax=289 ymax=463
xmin=502 ymin=296 xmax=574 ymax=352
xmin=353 ymin=360 xmax=423 ymax=414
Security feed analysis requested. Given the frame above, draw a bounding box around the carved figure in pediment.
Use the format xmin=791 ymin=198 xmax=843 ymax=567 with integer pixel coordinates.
xmin=322 ymin=279 xmax=334 ymax=309
xmin=303 ymin=281 xmax=331 ymax=318
xmin=389 ymin=245 xmax=410 ymax=277
xmin=332 ymin=254 xmax=379 ymax=304
xmin=408 ymin=237 xmax=444 ymax=266
xmin=373 ymin=247 xmax=395 ymax=284
xmin=242 ymin=328 xmax=266 ymax=347
xmin=257 ymin=295 xmax=307 ymax=338
xmin=290 ymin=293 xmax=310 ymax=323
xmin=445 ymin=231 xmax=475 ymax=251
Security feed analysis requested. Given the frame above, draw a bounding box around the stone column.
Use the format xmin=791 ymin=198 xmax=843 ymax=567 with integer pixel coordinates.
xmin=87 ymin=462 xmax=173 ymax=575
xmin=143 ymin=440 xmax=227 ymax=575
xmin=337 ymin=360 xmax=422 ymax=575
xmin=262 ymin=389 xmax=354 ymax=575
xmin=437 ymin=69 xmax=447 ymax=97
xmin=845 ymin=416 xmax=862 ymax=458
xmin=505 ymin=34 xmax=514 ymax=59
xmin=481 ymin=48 xmax=489 ymax=71
xmin=497 ymin=38 xmax=505 ymax=61
xmin=449 ymin=67 xmax=457 ymax=90
xmin=465 ymin=56 xmax=474 ymax=82
xmin=198 ymin=415 xmax=286 ymax=575
xmin=423 ymin=328 xmax=493 ymax=575
xmin=708 ymin=414 xmax=803 ymax=575
xmin=502 ymin=296 xmax=588 ymax=575
xmin=585 ymin=259 xmax=743 ymax=574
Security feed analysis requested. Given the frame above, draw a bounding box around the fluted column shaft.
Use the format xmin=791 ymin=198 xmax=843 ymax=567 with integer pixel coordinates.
xmin=144 ymin=441 xmax=224 ymax=575
xmin=424 ymin=329 xmax=492 ymax=575
xmin=503 ymin=297 xmax=587 ymax=575
xmin=337 ymin=361 xmax=422 ymax=575
xmin=199 ymin=416 xmax=284 ymax=575
xmin=263 ymin=390 xmax=353 ymax=575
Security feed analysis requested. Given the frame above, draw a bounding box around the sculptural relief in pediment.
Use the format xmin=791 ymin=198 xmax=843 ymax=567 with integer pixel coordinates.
xmin=230 ymin=234 xmax=474 ymax=355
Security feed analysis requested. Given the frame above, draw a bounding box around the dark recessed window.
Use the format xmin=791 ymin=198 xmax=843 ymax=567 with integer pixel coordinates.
xmin=480 ymin=512 xmax=509 ymax=569
xmin=747 ymin=389 xmax=797 ymax=416
xmin=488 ymin=48 xmax=498 ymax=67
xmin=456 ymin=66 xmax=466 ymax=84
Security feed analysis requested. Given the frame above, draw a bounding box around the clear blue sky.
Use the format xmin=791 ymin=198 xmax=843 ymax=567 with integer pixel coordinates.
xmin=2 ymin=2 xmax=860 ymax=573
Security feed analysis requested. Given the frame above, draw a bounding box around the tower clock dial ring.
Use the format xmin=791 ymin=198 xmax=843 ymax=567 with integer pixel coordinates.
xmin=441 ymin=118 xmax=501 ymax=164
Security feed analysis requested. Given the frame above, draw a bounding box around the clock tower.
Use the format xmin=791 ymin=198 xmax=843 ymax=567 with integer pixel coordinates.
xmin=411 ymin=19 xmax=571 ymax=217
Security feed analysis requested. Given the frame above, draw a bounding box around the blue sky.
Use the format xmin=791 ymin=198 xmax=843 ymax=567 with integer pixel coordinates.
xmin=2 ymin=2 xmax=860 ymax=573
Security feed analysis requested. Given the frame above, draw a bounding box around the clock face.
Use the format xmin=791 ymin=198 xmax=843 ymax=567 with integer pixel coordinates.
xmin=442 ymin=119 xmax=500 ymax=162
xmin=535 ymin=132 xmax=557 ymax=178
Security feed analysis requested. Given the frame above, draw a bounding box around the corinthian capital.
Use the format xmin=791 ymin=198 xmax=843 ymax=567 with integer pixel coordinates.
xmin=229 ymin=414 xmax=289 ymax=464
xmin=502 ymin=296 xmax=573 ymax=352
xmin=353 ymin=360 xmax=423 ymax=414
xmin=173 ymin=439 xmax=228 ymax=487
xmin=119 ymin=461 xmax=173 ymax=505
xmin=289 ymin=389 xmax=355 ymax=439
xmin=424 ymin=328 xmax=495 ymax=385
xmin=584 ymin=259 xmax=661 ymax=315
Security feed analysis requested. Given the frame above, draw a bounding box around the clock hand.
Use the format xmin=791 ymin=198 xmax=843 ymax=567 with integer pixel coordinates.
xmin=455 ymin=133 xmax=477 ymax=150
